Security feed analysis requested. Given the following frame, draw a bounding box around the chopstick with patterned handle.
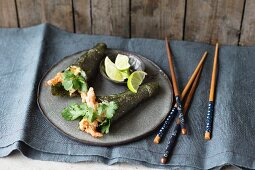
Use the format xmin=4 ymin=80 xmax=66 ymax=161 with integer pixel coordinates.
xmin=154 ymin=51 xmax=208 ymax=144
xmin=160 ymin=66 xmax=203 ymax=164
xmin=165 ymin=37 xmax=187 ymax=135
xmin=205 ymin=43 xmax=219 ymax=140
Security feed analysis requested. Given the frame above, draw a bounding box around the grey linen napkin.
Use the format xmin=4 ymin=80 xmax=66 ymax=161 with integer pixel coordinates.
xmin=0 ymin=24 xmax=254 ymax=169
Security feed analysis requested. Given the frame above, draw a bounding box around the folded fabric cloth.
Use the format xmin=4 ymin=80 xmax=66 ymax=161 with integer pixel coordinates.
xmin=0 ymin=24 xmax=254 ymax=169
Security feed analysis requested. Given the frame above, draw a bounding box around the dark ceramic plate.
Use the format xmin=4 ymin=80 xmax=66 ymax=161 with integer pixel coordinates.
xmin=37 ymin=49 xmax=173 ymax=146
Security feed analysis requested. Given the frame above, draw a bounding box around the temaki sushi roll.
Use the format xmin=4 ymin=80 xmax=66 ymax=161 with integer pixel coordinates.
xmin=61 ymin=82 xmax=159 ymax=137
xmin=98 ymin=81 xmax=159 ymax=122
xmin=47 ymin=43 xmax=107 ymax=100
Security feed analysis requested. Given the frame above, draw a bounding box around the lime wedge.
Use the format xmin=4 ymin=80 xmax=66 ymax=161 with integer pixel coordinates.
xmin=105 ymin=57 xmax=125 ymax=82
xmin=127 ymin=71 xmax=147 ymax=93
xmin=115 ymin=54 xmax=130 ymax=71
xmin=120 ymin=69 xmax=130 ymax=79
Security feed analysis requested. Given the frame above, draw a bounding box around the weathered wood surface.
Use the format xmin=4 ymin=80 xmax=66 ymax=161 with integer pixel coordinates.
xmin=16 ymin=0 xmax=41 ymax=27
xmin=184 ymin=0 xmax=244 ymax=45
xmin=16 ymin=0 xmax=73 ymax=32
xmin=1 ymin=0 xmax=255 ymax=45
xmin=131 ymin=0 xmax=185 ymax=40
xmin=239 ymin=0 xmax=255 ymax=46
xmin=91 ymin=0 xmax=130 ymax=37
xmin=73 ymin=0 xmax=91 ymax=34
xmin=0 ymin=0 xmax=18 ymax=27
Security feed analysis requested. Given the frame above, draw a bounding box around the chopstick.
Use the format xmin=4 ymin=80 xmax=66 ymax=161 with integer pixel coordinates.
xmin=160 ymin=66 xmax=203 ymax=164
xmin=205 ymin=43 xmax=219 ymax=140
xmin=165 ymin=37 xmax=186 ymax=135
xmin=154 ymin=51 xmax=208 ymax=144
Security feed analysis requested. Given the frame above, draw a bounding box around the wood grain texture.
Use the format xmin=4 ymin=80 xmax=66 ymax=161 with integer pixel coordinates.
xmin=0 ymin=0 xmax=18 ymax=27
xmin=91 ymin=0 xmax=130 ymax=37
xmin=73 ymin=0 xmax=91 ymax=34
xmin=16 ymin=0 xmax=73 ymax=32
xmin=184 ymin=0 xmax=245 ymax=45
xmin=1 ymin=0 xmax=254 ymax=45
xmin=131 ymin=0 xmax=185 ymax=39
xmin=16 ymin=0 xmax=41 ymax=27
xmin=239 ymin=0 xmax=255 ymax=46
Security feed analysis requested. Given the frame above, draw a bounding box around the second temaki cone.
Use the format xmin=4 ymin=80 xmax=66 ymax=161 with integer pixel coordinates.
xmin=98 ymin=82 xmax=159 ymax=122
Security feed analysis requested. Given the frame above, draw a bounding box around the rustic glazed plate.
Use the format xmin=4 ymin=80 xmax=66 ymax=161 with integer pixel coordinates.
xmin=37 ymin=49 xmax=173 ymax=146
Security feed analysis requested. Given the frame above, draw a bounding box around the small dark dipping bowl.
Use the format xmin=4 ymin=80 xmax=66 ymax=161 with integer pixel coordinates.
xmin=100 ymin=49 xmax=145 ymax=84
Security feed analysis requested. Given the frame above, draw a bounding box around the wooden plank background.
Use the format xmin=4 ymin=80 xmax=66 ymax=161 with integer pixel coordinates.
xmin=0 ymin=0 xmax=255 ymax=45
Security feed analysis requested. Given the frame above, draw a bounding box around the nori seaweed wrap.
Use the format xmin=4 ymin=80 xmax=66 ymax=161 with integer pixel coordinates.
xmin=98 ymin=82 xmax=159 ymax=122
xmin=48 ymin=43 xmax=107 ymax=97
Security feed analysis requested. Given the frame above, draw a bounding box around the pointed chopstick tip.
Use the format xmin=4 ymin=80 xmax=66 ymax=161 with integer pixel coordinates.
xmin=153 ymin=135 xmax=161 ymax=144
xmin=205 ymin=132 xmax=211 ymax=140
xmin=160 ymin=156 xmax=168 ymax=164
xmin=215 ymin=42 xmax=219 ymax=49
xmin=181 ymin=128 xmax=187 ymax=135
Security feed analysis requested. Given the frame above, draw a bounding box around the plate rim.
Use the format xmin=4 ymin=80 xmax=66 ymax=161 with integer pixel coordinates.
xmin=37 ymin=48 xmax=173 ymax=146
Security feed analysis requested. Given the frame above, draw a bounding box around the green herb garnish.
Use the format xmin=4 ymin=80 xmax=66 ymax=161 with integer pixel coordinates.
xmin=97 ymin=101 xmax=118 ymax=119
xmin=61 ymin=101 xmax=118 ymax=134
xmin=62 ymin=69 xmax=88 ymax=93
xmin=61 ymin=103 xmax=96 ymax=122
xmin=61 ymin=103 xmax=85 ymax=121
xmin=98 ymin=119 xmax=111 ymax=134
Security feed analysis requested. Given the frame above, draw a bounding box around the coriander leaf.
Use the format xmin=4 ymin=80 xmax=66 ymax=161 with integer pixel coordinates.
xmin=61 ymin=103 xmax=85 ymax=120
xmin=105 ymin=108 xmax=114 ymax=119
xmin=85 ymin=106 xmax=97 ymax=122
xmin=61 ymin=107 xmax=73 ymax=120
xmin=62 ymin=69 xmax=88 ymax=93
xmin=97 ymin=103 xmax=107 ymax=116
xmin=72 ymin=79 xmax=81 ymax=90
xmin=79 ymin=104 xmax=97 ymax=123
xmin=87 ymin=112 xmax=97 ymax=123
xmin=80 ymin=81 xmax=88 ymax=92
xmin=62 ymin=70 xmax=73 ymax=79
xmin=98 ymin=119 xmax=111 ymax=134
xmin=105 ymin=101 xmax=118 ymax=119
xmin=79 ymin=103 xmax=87 ymax=110
xmin=62 ymin=80 xmax=73 ymax=91
xmin=96 ymin=101 xmax=118 ymax=119
xmin=77 ymin=76 xmax=85 ymax=82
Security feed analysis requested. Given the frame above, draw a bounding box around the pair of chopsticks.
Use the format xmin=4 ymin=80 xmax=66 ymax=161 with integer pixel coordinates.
xmin=154 ymin=50 xmax=208 ymax=144
xmin=161 ymin=63 xmax=203 ymax=164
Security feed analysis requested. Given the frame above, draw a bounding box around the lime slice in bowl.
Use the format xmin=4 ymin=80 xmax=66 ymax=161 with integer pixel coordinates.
xmin=127 ymin=71 xmax=147 ymax=93
xmin=105 ymin=57 xmax=125 ymax=82
xmin=115 ymin=54 xmax=131 ymax=71
xmin=120 ymin=69 xmax=130 ymax=79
